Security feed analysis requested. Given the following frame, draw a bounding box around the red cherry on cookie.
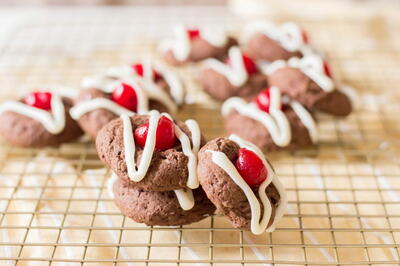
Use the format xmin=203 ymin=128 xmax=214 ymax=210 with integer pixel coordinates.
xmin=132 ymin=63 xmax=162 ymax=81
xmin=187 ymin=29 xmax=200 ymax=40
xmin=323 ymin=61 xmax=332 ymax=78
xmin=302 ymin=31 xmax=309 ymax=44
xmin=226 ymin=54 xmax=257 ymax=75
xmin=24 ymin=91 xmax=52 ymax=111
xmin=254 ymin=88 xmax=272 ymax=113
xmin=111 ymin=82 xmax=138 ymax=112
xmin=134 ymin=116 xmax=177 ymax=151
xmin=235 ymin=148 xmax=268 ymax=187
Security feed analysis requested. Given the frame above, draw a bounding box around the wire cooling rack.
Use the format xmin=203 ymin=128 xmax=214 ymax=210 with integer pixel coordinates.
xmin=0 ymin=5 xmax=399 ymax=266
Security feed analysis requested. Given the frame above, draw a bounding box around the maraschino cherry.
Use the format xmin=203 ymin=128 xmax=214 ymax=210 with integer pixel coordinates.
xmin=226 ymin=54 xmax=257 ymax=75
xmin=132 ymin=63 xmax=161 ymax=81
xmin=235 ymin=148 xmax=268 ymax=187
xmin=24 ymin=91 xmax=52 ymax=111
xmin=134 ymin=116 xmax=177 ymax=151
xmin=323 ymin=61 xmax=332 ymax=78
xmin=254 ymin=88 xmax=272 ymax=113
xmin=302 ymin=31 xmax=309 ymax=44
xmin=111 ymin=82 xmax=138 ymax=112
xmin=187 ymin=29 xmax=200 ymax=40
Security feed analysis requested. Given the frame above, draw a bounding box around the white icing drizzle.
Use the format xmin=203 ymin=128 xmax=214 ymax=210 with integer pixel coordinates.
xmin=263 ymin=55 xmax=334 ymax=92
xmin=207 ymin=134 xmax=287 ymax=234
xmin=0 ymin=92 xmax=66 ymax=134
xmin=76 ymin=75 xmax=177 ymax=117
xmin=221 ymin=87 xmax=291 ymax=147
xmin=107 ymin=61 xmax=184 ymax=106
xmin=243 ymin=20 xmax=307 ymax=53
xmin=203 ymin=46 xmax=248 ymax=87
xmin=107 ymin=172 xmax=118 ymax=199
xmin=159 ymin=24 xmax=228 ymax=61
xmin=289 ymin=101 xmax=318 ymax=144
xmin=159 ymin=24 xmax=191 ymax=61
xmin=174 ymin=189 xmax=195 ymax=211
xmin=121 ymin=110 xmax=201 ymax=209
xmin=70 ymin=98 xmax=134 ymax=119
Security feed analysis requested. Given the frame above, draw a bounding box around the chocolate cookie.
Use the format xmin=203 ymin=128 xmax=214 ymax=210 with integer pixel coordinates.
xmin=266 ymin=56 xmax=352 ymax=116
xmin=0 ymin=91 xmax=83 ymax=147
xmin=243 ymin=21 xmax=308 ymax=62
xmin=221 ymin=87 xmax=318 ymax=152
xmin=96 ymin=111 xmax=205 ymax=191
xmin=113 ymin=178 xmax=215 ymax=226
xmin=197 ymin=136 xmax=287 ymax=234
xmin=200 ymin=47 xmax=268 ymax=101
xmin=160 ymin=25 xmax=237 ymax=66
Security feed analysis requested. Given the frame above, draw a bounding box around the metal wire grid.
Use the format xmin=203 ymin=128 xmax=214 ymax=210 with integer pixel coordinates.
xmin=0 ymin=6 xmax=399 ymax=265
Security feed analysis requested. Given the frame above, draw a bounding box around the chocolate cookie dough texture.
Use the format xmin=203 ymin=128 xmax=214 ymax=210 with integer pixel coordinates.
xmin=97 ymin=111 xmax=215 ymax=225
xmin=265 ymin=55 xmax=352 ymax=116
xmin=200 ymin=46 xmax=268 ymax=101
xmin=0 ymin=90 xmax=83 ymax=147
xmin=242 ymin=20 xmax=312 ymax=62
xmin=198 ymin=135 xmax=287 ymax=235
xmin=222 ymin=86 xmax=318 ymax=152
xmin=70 ymin=60 xmax=184 ymax=138
xmin=159 ymin=24 xmax=237 ymax=66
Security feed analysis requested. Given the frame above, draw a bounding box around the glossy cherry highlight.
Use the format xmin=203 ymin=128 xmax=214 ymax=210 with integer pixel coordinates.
xmin=235 ymin=148 xmax=268 ymax=187
xmin=187 ymin=29 xmax=200 ymax=40
xmin=24 ymin=91 xmax=52 ymax=111
xmin=134 ymin=116 xmax=177 ymax=151
xmin=254 ymin=88 xmax=272 ymax=113
xmin=111 ymin=82 xmax=138 ymax=112
xmin=132 ymin=63 xmax=161 ymax=81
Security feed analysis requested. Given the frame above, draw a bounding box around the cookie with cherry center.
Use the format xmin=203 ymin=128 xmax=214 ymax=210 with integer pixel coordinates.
xmin=242 ymin=21 xmax=311 ymax=62
xmin=221 ymin=86 xmax=318 ymax=152
xmin=159 ymin=25 xmax=238 ymax=66
xmin=265 ymin=55 xmax=352 ymax=116
xmin=0 ymin=90 xmax=83 ymax=147
xmin=197 ymin=135 xmax=287 ymax=234
xmin=96 ymin=110 xmax=206 ymax=192
xmin=70 ymin=62 xmax=184 ymax=138
xmin=200 ymin=46 xmax=268 ymax=101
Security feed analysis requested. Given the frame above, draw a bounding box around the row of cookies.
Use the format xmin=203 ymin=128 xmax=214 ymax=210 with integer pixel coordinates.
xmin=159 ymin=21 xmax=353 ymax=152
xmin=0 ymin=88 xmax=288 ymax=234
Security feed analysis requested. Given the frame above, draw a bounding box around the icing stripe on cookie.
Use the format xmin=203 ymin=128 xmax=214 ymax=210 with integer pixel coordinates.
xmin=263 ymin=55 xmax=334 ymax=92
xmin=289 ymin=101 xmax=318 ymax=143
xmin=0 ymin=93 xmax=66 ymax=134
xmin=203 ymin=46 xmax=248 ymax=87
xmin=207 ymin=134 xmax=287 ymax=234
xmin=222 ymin=87 xmax=291 ymax=147
xmin=70 ymin=98 xmax=134 ymax=119
xmin=174 ymin=189 xmax=195 ymax=211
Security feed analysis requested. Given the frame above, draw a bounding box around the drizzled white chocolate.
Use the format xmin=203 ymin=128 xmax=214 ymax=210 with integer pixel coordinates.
xmin=0 ymin=92 xmax=66 ymax=134
xmin=121 ymin=110 xmax=201 ymax=210
xmin=262 ymin=55 xmax=334 ymax=92
xmin=107 ymin=60 xmax=184 ymax=105
xmin=243 ymin=20 xmax=309 ymax=55
xmin=222 ymin=86 xmax=318 ymax=146
xmin=70 ymin=71 xmax=178 ymax=119
xmin=207 ymin=134 xmax=287 ymax=234
xmin=203 ymin=46 xmax=248 ymax=87
xmin=159 ymin=24 xmax=228 ymax=62
xmin=222 ymin=86 xmax=291 ymax=147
